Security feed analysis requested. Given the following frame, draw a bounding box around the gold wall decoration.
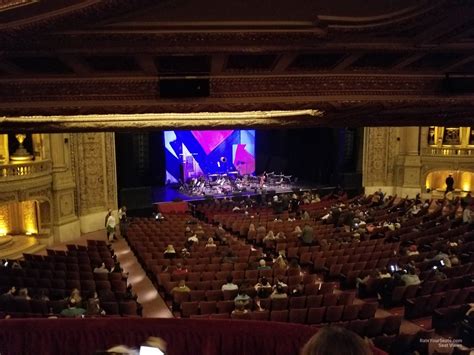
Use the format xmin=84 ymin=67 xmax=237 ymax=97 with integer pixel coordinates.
xmin=0 ymin=204 xmax=11 ymax=236
xmin=21 ymin=200 xmax=38 ymax=235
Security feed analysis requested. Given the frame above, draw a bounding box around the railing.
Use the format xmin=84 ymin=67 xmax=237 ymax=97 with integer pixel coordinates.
xmin=422 ymin=147 xmax=474 ymax=156
xmin=0 ymin=160 xmax=52 ymax=179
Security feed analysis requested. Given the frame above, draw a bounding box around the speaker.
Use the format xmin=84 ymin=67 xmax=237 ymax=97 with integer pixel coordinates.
xmin=159 ymin=78 xmax=210 ymax=98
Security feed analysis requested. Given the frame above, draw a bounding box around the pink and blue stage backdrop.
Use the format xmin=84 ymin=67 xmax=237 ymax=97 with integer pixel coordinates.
xmin=164 ymin=130 xmax=255 ymax=183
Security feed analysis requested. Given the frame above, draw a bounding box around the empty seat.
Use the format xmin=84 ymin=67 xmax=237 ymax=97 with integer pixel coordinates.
xmin=289 ymin=308 xmax=307 ymax=324
xmin=270 ymin=310 xmax=288 ymax=322
xmin=181 ymin=302 xmax=199 ymax=318
xmin=325 ymin=305 xmax=344 ymax=323
xmin=307 ymin=307 xmax=325 ymax=325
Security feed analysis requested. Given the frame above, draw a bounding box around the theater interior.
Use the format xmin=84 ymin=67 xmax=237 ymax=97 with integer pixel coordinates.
xmin=1 ymin=1 xmax=474 ymax=354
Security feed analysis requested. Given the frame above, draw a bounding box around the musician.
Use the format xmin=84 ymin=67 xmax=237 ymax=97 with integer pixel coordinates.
xmin=259 ymin=171 xmax=267 ymax=188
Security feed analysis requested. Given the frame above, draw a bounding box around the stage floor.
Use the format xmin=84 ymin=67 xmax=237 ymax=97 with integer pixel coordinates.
xmin=151 ymin=182 xmax=334 ymax=203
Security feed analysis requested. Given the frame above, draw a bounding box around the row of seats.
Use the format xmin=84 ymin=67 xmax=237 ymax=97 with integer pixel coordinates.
xmin=0 ymin=298 xmax=138 ymax=317
xmin=181 ymin=302 xmax=378 ymax=324
xmin=404 ymin=286 xmax=474 ymax=319
xmin=174 ymin=290 xmax=354 ymax=309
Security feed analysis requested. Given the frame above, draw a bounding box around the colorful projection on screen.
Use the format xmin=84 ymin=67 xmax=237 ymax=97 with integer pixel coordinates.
xmin=164 ymin=130 xmax=255 ymax=183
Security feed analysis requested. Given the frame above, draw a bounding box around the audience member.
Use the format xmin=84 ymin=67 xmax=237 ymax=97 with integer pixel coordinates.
xmin=257 ymin=259 xmax=271 ymax=270
xmin=254 ymin=277 xmax=272 ymax=298
xmin=401 ymin=267 xmax=421 ymax=286
xmin=60 ymin=299 xmax=86 ymax=318
xmin=301 ymin=326 xmax=372 ymax=355
xmin=231 ymin=302 xmax=251 ymax=320
xmin=270 ymin=284 xmax=288 ymax=299
xmin=301 ymin=224 xmax=314 ymax=245
xmin=205 ymin=237 xmax=217 ymax=249
xmin=17 ymin=288 xmax=31 ymax=300
xmin=170 ymin=280 xmax=191 ymax=295
xmin=163 ymin=244 xmax=177 ymax=259
xmin=172 ymin=263 xmax=188 ymax=280
xmin=93 ymin=262 xmax=109 ymax=274
xmin=234 ymin=287 xmax=251 ymax=308
xmin=68 ymin=288 xmax=82 ymax=306
xmin=86 ymin=291 xmax=105 ymax=316
xmin=221 ymin=275 xmax=239 ymax=291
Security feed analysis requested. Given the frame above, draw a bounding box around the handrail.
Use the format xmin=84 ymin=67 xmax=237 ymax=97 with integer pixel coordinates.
xmin=422 ymin=147 xmax=474 ymax=156
xmin=0 ymin=159 xmax=52 ymax=179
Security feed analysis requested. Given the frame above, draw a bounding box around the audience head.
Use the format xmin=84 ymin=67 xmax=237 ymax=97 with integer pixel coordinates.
xmin=275 ymin=284 xmax=285 ymax=294
xmin=301 ymin=326 xmax=372 ymax=355
xmin=18 ymin=288 xmax=29 ymax=298
xmin=259 ymin=259 xmax=266 ymax=267
xmin=178 ymin=280 xmax=186 ymax=288
xmin=226 ymin=275 xmax=233 ymax=284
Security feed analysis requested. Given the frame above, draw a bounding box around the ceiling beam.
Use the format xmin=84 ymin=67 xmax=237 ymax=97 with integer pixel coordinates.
xmin=211 ymin=54 xmax=226 ymax=74
xmin=0 ymin=60 xmax=23 ymax=75
xmin=57 ymin=55 xmax=91 ymax=75
xmin=135 ymin=54 xmax=158 ymax=75
xmin=390 ymin=53 xmax=425 ymax=71
xmin=443 ymin=54 xmax=474 ymax=72
xmin=272 ymin=54 xmax=298 ymax=73
xmin=333 ymin=54 xmax=363 ymax=71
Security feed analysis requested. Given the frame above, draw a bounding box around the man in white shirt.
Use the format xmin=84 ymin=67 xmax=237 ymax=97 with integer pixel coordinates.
xmin=106 ymin=213 xmax=116 ymax=242
xmin=221 ymin=275 xmax=239 ymax=291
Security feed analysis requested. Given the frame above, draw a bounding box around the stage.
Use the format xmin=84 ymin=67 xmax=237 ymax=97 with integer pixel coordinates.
xmin=151 ymin=181 xmax=334 ymax=204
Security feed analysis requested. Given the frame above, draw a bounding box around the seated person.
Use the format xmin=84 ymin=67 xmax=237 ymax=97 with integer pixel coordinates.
xmin=272 ymin=254 xmax=288 ymax=272
xmin=401 ymin=267 xmax=421 ymax=286
xmin=257 ymin=259 xmax=271 ymax=270
xmin=0 ymin=286 xmax=16 ymax=302
xmin=301 ymin=224 xmax=314 ymax=245
xmin=163 ymin=244 xmax=177 ymax=259
xmin=221 ymin=275 xmax=239 ymax=292
xmin=234 ymin=287 xmax=251 ymax=308
xmin=16 ymin=287 xmax=31 ymax=300
xmin=270 ymin=284 xmax=288 ymax=299
xmin=187 ymin=234 xmax=199 ymax=244
xmin=68 ymin=288 xmax=82 ymax=306
xmin=180 ymin=248 xmax=191 ymax=258
xmin=60 ymin=299 xmax=86 ymax=318
xmin=86 ymin=292 xmax=105 ymax=316
xmin=291 ymin=282 xmax=305 ymax=296
xmin=263 ymin=230 xmax=276 ymax=242
xmin=170 ymin=280 xmax=191 ymax=294
xmin=275 ymin=231 xmax=286 ymax=240
xmin=273 ymin=276 xmax=288 ymax=290
xmin=172 ymin=263 xmax=188 ymax=279
xmin=254 ymin=277 xmax=272 ymax=298
xmin=406 ymin=244 xmax=419 ymax=256
xmin=301 ymin=326 xmax=373 ymax=355
xmin=231 ymin=302 xmax=251 ymax=319
xmin=205 ymin=237 xmax=217 ymax=249
xmin=93 ymin=262 xmax=109 ymax=274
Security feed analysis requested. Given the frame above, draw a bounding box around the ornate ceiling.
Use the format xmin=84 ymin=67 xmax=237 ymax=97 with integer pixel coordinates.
xmin=0 ymin=0 xmax=474 ymax=131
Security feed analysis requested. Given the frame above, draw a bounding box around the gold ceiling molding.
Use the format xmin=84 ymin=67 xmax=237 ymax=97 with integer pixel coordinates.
xmin=0 ymin=0 xmax=35 ymax=10
xmin=0 ymin=109 xmax=323 ymax=131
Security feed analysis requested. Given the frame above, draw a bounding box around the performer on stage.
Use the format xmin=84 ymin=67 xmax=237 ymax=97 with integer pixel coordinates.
xmin=259 ymin=171 xmax=267 ymax=188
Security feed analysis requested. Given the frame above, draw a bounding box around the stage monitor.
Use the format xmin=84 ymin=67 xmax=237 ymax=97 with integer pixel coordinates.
xmin=164 ymin=130 xmax=255 ymax=184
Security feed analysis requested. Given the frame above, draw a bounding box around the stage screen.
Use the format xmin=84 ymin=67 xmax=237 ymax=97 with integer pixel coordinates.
xmin=164 ymin=130 xmax=255 ymax=184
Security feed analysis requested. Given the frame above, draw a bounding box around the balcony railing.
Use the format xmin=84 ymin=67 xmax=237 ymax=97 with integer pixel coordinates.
xmin=422 ymin=147 xmax=474 ymax=156
xmin=0 ymin=160 xmax=52 ymax=179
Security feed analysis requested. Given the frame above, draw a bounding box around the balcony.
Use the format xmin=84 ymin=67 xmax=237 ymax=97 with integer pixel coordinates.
xmin=422 ymin=147 xmax=474 ymax=156
xmin=0 ymin=159 xmax=52 ymax=181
